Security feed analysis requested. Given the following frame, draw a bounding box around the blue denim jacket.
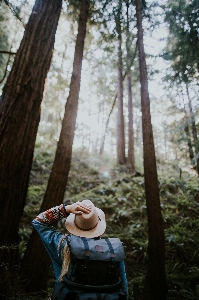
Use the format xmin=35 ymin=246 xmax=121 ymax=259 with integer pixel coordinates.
xmin=33 ymin=209 xmax=128 ymax=297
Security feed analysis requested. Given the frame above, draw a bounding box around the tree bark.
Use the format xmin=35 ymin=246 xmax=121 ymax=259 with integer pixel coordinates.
xmin=116 ymin=1 xmax=126 ymax=165
xmin=126 ymin=0 xmax=135 ymax=172
xmin=185 ymin=84 xmax=197 ymax=143
xmin=186 ymin=84 xmax=199 ymax=172
xmin=22 ymin=0 xmax=90 ymax=293
xmin=135 ymin=0 xmax=167 ymax=299
xmin=0 ymin=0 xmax=62 ymax=264
xmin=183 ymin=110 xmax=194 ymax=161
xmin=117 ymin=40 xmax=126 ymax=164
xmin=181 ymin=91 xmax=194 ymax=162
xmin=184 ymin=120 xmax=194 ymax=161
xmin=127 ymin=73 xmax=135 ymax=171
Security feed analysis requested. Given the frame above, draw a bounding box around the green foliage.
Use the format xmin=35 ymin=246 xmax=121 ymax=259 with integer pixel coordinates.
xmin=163 ymin=0 xmax=199 ymax=82
xmin=71 ymin=162 xmax=199 ymax=299
xmin=2 ymin=150 xmax=199 ymax=299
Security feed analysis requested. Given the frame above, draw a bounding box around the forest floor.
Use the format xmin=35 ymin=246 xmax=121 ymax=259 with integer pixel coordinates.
xmin=3 ymin=149 xmax=199 ymax=299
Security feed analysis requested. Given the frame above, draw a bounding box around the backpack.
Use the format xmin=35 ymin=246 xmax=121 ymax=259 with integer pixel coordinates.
xmin=51 ymin=235 xmax=127 ymax=300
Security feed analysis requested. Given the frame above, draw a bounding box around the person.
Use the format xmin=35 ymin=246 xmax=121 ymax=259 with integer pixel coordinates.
xmin=33 ymin=199 xmax=128 ymax=299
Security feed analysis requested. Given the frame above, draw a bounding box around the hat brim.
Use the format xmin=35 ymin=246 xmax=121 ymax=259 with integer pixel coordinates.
xmin=65 ymin=208 xmax=106 ymax=238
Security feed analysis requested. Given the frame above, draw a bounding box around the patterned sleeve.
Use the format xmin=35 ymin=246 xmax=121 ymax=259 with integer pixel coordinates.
xmin=35 ymin=204 xmax=70 ymax=224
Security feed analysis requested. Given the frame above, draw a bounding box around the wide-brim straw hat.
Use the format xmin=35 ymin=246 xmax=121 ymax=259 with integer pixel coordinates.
xmin=65 ymin=199 xmax=106 ymax=238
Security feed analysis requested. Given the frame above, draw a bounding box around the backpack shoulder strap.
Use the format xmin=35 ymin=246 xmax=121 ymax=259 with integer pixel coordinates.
xmin=81 ymin=237 xmax=90 ymax=258
xmin=80 ymin=237 xmax=90 ymax=273
xmin=104 ymin=238 xmax=116 ymax=261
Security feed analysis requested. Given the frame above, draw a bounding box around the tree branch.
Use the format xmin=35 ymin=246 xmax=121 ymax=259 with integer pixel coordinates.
xmin=0 ymin=50 xmax=16 ymax=55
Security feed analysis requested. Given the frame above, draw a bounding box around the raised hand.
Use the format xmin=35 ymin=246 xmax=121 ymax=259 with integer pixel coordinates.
xmin=66 ymin=202 xmax=91 ymax=215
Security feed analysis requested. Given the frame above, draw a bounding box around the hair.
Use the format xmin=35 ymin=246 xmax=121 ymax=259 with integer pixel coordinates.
xmin=58 ymin=236 xmax=71 ymax=282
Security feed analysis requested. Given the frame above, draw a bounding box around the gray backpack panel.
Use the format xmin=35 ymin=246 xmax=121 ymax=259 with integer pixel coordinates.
xmin=67 ymin=235 xmax=125 ymax=262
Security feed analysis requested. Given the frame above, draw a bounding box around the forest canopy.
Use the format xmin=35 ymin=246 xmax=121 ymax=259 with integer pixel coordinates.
xmin=0 ymin=0 xmax=198 ymax=170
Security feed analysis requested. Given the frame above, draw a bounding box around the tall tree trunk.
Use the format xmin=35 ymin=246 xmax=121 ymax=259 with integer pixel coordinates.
xmin=186 ymin=83 xmax=199 ymax=172
xmin=0 ymin=0 xmax=62 ymax=265
xmin=135 ymin=0 xmax=167 ymax=299
xmin=139 ymin=115 xmax=143 ymax=147
xmin=186 ymin=84 xmax=197 ymax=145
xmin=93 ymin=99 xmax=102 ymax=153
xmin=181 ymin=91 xmax=194 ymax=162
xmin=116 ymin=0 xmax=126 ymax=165
xmin=184 ymin=118 xmax=194 ymax=161
xmin=126 ymin=0 xmax=135 ymax=172
xmin=127 ymin=73 xmax=135 ymax=171
xmin=117 ymin=41 xmax=126 ymax=164
xmin=99 ymin=42 xmax=137 ymax=156
xmin=100 ymin=94 xmax=117 ymax=155
xmin=22 ymin=0 xmax=90 ymax=293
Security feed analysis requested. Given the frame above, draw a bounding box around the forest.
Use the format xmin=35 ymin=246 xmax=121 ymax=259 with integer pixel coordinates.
xmin=0 ymin=0 xmax=199 ymax=299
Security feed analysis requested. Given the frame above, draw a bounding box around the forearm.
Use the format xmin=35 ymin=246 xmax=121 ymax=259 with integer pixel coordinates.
xmin=35 ymin=201 xmax=91 ymax=225
xmin=32 ymin=205 xmax=68 ymax=280
xmin=35 ymin=204 xmax=70 ymax=224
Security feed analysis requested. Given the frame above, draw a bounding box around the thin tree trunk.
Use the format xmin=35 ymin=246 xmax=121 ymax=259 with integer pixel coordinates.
xmin=186 ymin=84 xmax=197 ymax=144
xmin=126 ymin=0 xmax=135 ymax=172
xmin=127 ymin=73 xmax=135 ymax=171
xmin=100 ymin=94 xmax=117 ymax=155
xmin=116 ymin=2 xmax=126 ymax=165
xmin=99 ymin=42 xmax=137 ymax=156
xmin=184 ymin=119 xmax=194 ymax=161
xmin=0 ymin=0 xmax=62 ymax=265
xmin=139 ymin=115 xmax=142 ymax=147
xmin=186 ymin=83 xmax=199 ymax=172
xmin=22 ymin=0 xmax=90 ymax=293
xmin=135 ymin=0 xmax=167 ymax=299
xmin=93 ymin=99 xmax=102 ymax=153
xmin=181 ymin=90 xmax=194 ymax=161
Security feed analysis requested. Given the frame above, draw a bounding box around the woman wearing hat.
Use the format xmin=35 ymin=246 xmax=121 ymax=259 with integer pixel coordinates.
xmin=33 ymin=199 xmax=128 ymax=299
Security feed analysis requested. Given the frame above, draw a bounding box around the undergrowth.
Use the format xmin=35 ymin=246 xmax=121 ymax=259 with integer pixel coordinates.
xmin=1 ymin=150 xmax=199 ymax=299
